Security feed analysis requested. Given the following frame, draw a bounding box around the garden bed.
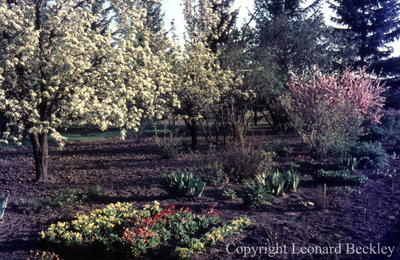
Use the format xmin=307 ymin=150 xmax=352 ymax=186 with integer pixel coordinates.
xmin=0 ymin=135 xmax=400 ymax=259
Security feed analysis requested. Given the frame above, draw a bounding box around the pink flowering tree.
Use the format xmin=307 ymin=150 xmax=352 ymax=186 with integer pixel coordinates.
xmin=283 ymin=67 xmax=387 ymax=157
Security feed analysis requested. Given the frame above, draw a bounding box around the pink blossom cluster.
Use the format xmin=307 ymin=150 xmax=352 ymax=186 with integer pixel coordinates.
xmin=288 ymin=67 xmax=387 ymax=123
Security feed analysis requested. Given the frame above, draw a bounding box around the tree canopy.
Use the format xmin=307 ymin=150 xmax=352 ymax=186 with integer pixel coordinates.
xmin=330 ymin=0 xmax=400 ymax=70
xmin=0 ymin=0 xmax=177 ymax=181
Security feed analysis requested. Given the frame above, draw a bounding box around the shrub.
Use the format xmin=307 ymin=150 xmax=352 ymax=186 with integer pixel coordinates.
xmin=365 ymin=110 xmax=400 ymax=150
xmin=262 ymin=140 xmax=293 ymax=156
xmin=350 ymin=141 xmax=389 ymax=169
xmin=161 ymin=170 xmax=206 ymax=198
xmin=222 ymin=144 xmax=275 ymax=183
xmin=199 ymin=157 xmax=228 ymax=185
xmin=156 ymin=139 xmax=184 ymax=159
xmin=283 ymin=67 xmax=387 ymax=158
xmin=313 ymin=169 xmax=368 ymax=185
xmin=240 ymin=180 xmax=274 ymax=209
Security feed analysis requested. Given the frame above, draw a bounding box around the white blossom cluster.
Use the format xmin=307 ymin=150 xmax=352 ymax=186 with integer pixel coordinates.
xmin=0 ymin=0 xmax=177 ymax=146
xmin=174 ymin=0 xmax=244 ymax=122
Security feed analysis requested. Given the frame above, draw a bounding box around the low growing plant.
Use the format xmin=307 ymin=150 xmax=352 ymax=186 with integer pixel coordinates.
xmin=161 ymin=170 xmax=206 ymax=198
xmin=241 ymin=180 xmax=274 ymax=209
xmin=313 ymin=169 xmax=368 ymax=186
xmin=199 ymin=158 xmax=228 ymax=185
xmin=54 ymin=188 xmax=83 ymax=207
xmin=373 ymin=168 xmax=398 ymax=179
xmin=85 ymin=184 xmax=103 ymax=200
xmin=16 ymin=197 xmax=48 ymax=214
xmin=257 ymin=170 xmax=286 ymax=196
xmin=29 ymin=250 xmax=62 ymax=260
xmin=41 ymin=201 xmax=251 ymax=258
xmin=255 ymin=167 xmax=300 ymax=195
xmin=222 ymin=188 xmax=237 ymax=199
xmin=284 ymin=166 xmax=300 ymax=192
xmin=174 ymin=215 xmax=252 ymax=259
xmin=350 ymin=141 xmax=389 ymax=169
xmin=262 ymin=140 xmax=293 ymax=157
xmin=16 ymin=188 xmax=84 ymax=213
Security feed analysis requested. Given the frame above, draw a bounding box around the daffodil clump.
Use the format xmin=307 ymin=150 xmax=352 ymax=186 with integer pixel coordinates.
xmin=40 ymin=201 xmax=252 ymax=258
xmin=41 ymin=202 xmax=138 ymax=249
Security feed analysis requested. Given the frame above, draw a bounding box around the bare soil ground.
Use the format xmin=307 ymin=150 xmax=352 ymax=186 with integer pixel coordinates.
xmin=0 ymin=134 xmax=400 ymax=259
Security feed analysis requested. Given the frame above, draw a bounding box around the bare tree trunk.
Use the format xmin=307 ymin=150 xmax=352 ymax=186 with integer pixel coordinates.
xmin=184 ymin=119 xmax=197 ymax=150
xmin=253 ymin=105 xmax=258 ymax=126
xmin=30 ymin=133 xmax=49 ymax=182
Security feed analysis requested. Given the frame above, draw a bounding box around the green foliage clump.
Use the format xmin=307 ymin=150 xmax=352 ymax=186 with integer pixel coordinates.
xmin=284 ymin=166 xmax=301 ymax=192
xmin=222 ymin=188 xmax=237 ymax=199
xmin=350 ymin=141 xmax=389 ymax=169
xmin=313 ymin=169 xmax=368 ymax=185
xmin=175 ymin=215 xmax=252 ymax=259
xmin=241 ymin=180 xmax=275 ymax=209
xmin=256 ymin=170 xmax=285 ymax=196
xmin=85 ymin=184 xmax=103 ymax=200
xmin=16 ymin=187 xmax=88 ymax=213
xmin=373 ymin=168 xmax=398 ymax=179
xmin=161 ymin=170 xmax=206 ymax=198
xmin=54 ymin=188 xmax=83 ymax=207
xmin=256 ymin=167 xmax=300 ymax=196
xmin=16 ymin=197 xmax=48 ymax=214
xmin=262 ymin=140 xmax=293 ymax=156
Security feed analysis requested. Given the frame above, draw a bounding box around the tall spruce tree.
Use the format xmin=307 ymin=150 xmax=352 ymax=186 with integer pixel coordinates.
xmin=330 ymin=0 xmax=400 ymax=70
xmin=252 ymin=0 xmax=330 ymax=129
xmin=254 ymin=0 xmax=329 ymax=76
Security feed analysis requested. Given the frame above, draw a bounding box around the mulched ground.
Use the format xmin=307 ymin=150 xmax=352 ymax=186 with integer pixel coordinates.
xmin=0 ymin=134 xmax=400 ymax=259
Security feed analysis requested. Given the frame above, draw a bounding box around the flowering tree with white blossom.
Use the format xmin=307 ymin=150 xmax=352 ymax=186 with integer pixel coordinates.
xmin=0 ymin=0 xmax=177 ymax=182
xmin=172 ymin=0 xmax=242 ymax=149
